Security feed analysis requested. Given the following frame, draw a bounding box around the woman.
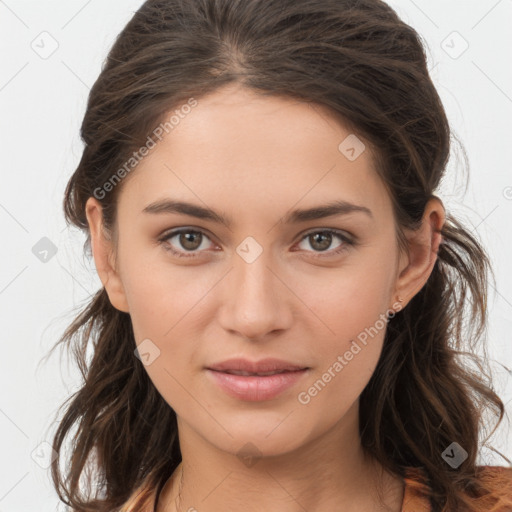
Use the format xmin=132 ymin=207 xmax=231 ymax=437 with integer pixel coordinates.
xmin=48 ymin=0 xmax=512 ymax=510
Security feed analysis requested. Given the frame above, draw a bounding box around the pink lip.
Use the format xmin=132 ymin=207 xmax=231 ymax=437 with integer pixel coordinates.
xmin=205 ymin=358 xmax=309 ymax=401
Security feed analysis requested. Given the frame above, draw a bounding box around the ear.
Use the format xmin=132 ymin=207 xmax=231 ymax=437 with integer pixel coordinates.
xmin=85 ymin=197 xmax=130 ymax=313
xmin=393 ymin=197 xmax=446 ymax=308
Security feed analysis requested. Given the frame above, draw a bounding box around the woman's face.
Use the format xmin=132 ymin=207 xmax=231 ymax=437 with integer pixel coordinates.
xmin=87 ymin=83 xmax=410 ymax=458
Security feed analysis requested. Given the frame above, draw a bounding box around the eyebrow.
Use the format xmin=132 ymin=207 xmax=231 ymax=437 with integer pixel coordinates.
xmin=142 ymin=198 xmax=373 ymax=227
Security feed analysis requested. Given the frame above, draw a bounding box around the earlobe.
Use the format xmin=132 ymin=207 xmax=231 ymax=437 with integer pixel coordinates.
xmin=393 ymin=197 xmax=446 ymax=308
xmin=85 ymin=197 xmax=130 ymax=313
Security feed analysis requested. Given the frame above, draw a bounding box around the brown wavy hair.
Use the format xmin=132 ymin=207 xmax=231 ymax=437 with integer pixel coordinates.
xmin=46 ymin=0 xmax=512 ymax=510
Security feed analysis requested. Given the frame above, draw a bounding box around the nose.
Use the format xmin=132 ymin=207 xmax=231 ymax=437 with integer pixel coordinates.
xmin=217 ymin=247 xmax=294 ymax=341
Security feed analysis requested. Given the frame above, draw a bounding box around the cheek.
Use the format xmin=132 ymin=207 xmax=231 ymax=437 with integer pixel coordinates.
xmin=119 ymin=245 xmax=212 ymax=341
xmin=293 ymin=261 xmax=394 ymax=408
xmin=296 ymin=259 xmax=395 ymax=342
xmin=297 ymin=318 xmax=387 ymax=421
xmin=121 ymin=256 xmax=217 ymax=412
xmin=122 ymin=262 xmax=204 ymax=413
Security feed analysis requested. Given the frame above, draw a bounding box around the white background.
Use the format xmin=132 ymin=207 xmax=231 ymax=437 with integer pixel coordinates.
xmin=0 ymin=0 xmax=511 ymax=510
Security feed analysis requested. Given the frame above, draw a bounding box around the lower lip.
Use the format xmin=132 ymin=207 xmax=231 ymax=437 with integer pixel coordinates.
xmin=206 ymin=369 xmax=309 ymax=401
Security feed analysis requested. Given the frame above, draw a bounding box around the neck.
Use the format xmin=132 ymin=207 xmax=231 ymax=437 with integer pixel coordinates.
xmin=157 ymin=404 xmax=404 ymax=512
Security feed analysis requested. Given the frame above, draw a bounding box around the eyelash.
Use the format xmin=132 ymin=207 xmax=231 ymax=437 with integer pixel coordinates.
xmin=158 ymin=228 xmax=355 ymax=259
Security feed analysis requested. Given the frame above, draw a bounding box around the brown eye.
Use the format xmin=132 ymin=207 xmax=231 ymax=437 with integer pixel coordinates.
xmin=308 ymin=232 xmax=333 ymax=251
xmin=296 ymin=229 xmax=355 ymax=257
xmin=179 ymin=231 xmax=203 ymax=251
xmin=159 ymin=229 xmax=214 ymax=258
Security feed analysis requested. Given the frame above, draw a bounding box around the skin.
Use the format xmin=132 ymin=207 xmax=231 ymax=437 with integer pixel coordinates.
xmin=86 ymin=83 xmax=445 ymax=512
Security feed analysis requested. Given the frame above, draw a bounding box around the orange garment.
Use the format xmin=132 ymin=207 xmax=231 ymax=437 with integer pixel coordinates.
xmin=120 ymin=465 xmax=512 ymax=512
xmin=401 ymin=465 xmax=512 ymax=512
xmin=401 ymin=466 xmax=432 ymax=511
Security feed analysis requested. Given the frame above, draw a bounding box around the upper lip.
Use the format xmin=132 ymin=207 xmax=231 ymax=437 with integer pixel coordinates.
xmin=207 ymin=358 xmax=308 ymax=374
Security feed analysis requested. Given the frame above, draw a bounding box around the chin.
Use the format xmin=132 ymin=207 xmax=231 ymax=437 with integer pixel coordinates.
xmin=205 ymin=418 xmax=312 ymax=460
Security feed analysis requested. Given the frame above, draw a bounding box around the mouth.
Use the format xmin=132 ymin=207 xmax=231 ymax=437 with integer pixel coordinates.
xmin=205 ymin=359 xmax=310 ymax=401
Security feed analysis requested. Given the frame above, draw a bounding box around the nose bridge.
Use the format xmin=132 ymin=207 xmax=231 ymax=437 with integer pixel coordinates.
xmin=219 ymin=238 xmax=291 ymax=338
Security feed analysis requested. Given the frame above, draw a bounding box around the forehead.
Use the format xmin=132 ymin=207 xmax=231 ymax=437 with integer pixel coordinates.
xmin=117 ymin=83 xmax=392 ymax=225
